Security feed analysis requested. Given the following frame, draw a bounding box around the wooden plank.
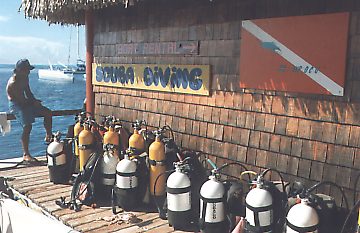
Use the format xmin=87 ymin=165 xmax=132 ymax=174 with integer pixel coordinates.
xmin=11 ymin=172 xmax=49 ymax=183
xmin=7 ymin=109 xmax=82 ymax=120
xmin=68 ymin=208 xmax=112 ymax=228
xmin=35 ymin=189 xmax=71 ymax=203
xmin=18 ymin=183 xmax=69 ymax=195
xmin=140 ymin=220 xmax=173 ymax=233
xmin=29 ymin=186 xmax=72 ymax=199
xmin=58 ymin=207 xmax=108 ymax=222
xmin=0 ymin=165 xmax=48 ymax=177
xmin=12 ymin=175 xmax=50 ymax=187
xmin=86 ymin=212 xmax=159 ymax=233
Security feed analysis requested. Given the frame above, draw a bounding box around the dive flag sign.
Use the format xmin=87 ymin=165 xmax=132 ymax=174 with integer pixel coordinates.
xmin=239 ymin=12 xmax=349 ymax=96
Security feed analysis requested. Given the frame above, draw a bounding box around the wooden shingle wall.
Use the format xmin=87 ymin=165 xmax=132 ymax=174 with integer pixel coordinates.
xmin=93 ymin=0 xmax=360 ymax=206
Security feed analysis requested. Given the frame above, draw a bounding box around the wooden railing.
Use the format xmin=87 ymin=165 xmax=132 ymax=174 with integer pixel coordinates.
xmin=6 ymin=109 xmax=83 ymax=120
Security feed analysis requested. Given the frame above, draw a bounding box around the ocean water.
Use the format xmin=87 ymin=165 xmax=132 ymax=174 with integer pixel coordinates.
xmin=0 ymin=64 xmax=86 ymax=159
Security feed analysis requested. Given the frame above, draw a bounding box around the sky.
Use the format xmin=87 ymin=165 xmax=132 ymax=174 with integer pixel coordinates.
xmin=0 ymin=0 xmax=85 ymax=65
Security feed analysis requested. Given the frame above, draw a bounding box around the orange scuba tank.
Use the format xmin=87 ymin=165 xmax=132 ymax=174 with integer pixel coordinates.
xmin=103 ymin=125 xmax=120 ymax=157
xmin=128 ymin=120 xmax=146 ymax=155
xmin=74 ymin=112 xmax=86 ymax=172
xmin=149 ymin=129 xmax=166 ymax=197
xmin=78 ymin=121 xmax=95 ymax=171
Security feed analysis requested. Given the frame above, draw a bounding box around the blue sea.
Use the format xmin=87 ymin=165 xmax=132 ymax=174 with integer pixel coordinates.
xmin=0 ymin=64 xmax=86 ymax=159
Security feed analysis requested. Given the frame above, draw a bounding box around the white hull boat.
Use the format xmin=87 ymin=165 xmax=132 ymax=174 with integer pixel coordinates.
xmin=38 ymin=68 xmax=74 ymax=82
xmin=0 ymin=197 xmax=77 ymax=233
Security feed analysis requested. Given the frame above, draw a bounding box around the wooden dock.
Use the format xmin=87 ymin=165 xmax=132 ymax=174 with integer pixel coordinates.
xmin=0 ymin=159 xmax=198 ymax=233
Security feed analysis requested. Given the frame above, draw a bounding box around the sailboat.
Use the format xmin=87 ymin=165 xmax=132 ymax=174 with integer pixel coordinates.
xmin=38 ymin=62 xmax=74 ymax=81
xmin=38 ymin=27 xmax=84 ymax=81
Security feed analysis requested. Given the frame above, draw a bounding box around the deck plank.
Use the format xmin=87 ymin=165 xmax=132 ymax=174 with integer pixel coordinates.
xmin=0 ymin=162 xmax=193 ymax=232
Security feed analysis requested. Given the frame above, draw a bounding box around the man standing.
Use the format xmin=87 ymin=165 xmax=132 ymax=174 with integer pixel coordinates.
xmin=6 ymin=59 xmax=52 ymax=163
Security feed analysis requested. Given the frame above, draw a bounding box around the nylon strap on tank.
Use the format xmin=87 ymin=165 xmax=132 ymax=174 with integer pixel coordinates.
xmin=103 ymin=143 xmax=120 ymax=151
xmin=78 ymin=143 xmax=95 ymax=150
xmin=286 ymin=219 xmax=318 ymax=233
xmin=246 ymin=202 xmax=273 ymax=229
xmin=116 ymin=171 xmax=137 ymax=177
xmin=149 ymin=159 xmax=166 ymax=166
xmin=46 ymin=151 xmax=64 ymax=166
xmin=100 ymin=173 xmax=115 ymax=179
xmin=129 ymin=147 xmax=145 ymax=156
xmin=166 ymin=186 xmax=191 ymax=194
xmin=200 ymin=194 xmax=225 ymax=203
xmin=200 ymin=194 xmax=226 ymax=226
xmin=47 ymin=151 xmax=64 ymax=158
xmin=245 ymin=222 xmax=273 ymax=233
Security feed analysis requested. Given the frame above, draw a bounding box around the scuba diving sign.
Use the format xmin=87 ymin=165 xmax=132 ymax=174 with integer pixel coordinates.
xmin=92 ymin=63 xmax=210 ymax=96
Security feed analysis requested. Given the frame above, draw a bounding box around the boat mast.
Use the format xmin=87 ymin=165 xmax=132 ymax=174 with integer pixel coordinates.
xmin=67 ymin=28 xmax=72 ymax=67
xmin=77 ymin=26 xmax=80 ymax=60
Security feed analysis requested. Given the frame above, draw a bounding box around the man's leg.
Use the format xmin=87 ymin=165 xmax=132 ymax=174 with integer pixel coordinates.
xmin=43 ymin=108 xmax=52 ymax=140
xmin=22 ymin=124 xmax=32 ymax=159
xmin=37 ymin=105 xmax=52 ymax=141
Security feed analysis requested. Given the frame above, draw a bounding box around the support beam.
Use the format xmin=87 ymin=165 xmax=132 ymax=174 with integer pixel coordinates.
xmin=85 ymin=9 xmax=94 ymax=115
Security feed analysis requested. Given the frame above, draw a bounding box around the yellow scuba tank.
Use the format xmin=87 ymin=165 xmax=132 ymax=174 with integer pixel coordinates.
xmin=149 ymin=129 xmax=166 ymax=197
xmin=128 ymin=120 xmax=146 ymax=155
xmin=74 ymin=121 xmax=84 ymax=157
xmin=103 ymin=121 xmax=120 ymax=157
xmin=78 ymin=121 xmax=95 ymax=171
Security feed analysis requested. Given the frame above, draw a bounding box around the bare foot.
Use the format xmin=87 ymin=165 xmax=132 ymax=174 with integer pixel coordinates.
xmin=23 ymin=154 xmax=33 ymax=162
xmin=22 ymin=154 xmax=40 ymax=164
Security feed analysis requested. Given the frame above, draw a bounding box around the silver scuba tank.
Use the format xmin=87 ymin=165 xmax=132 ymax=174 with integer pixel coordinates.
xmin=166 ymin=161 xmax=192 ymax=229
xmin=286 ymin=198 xmax=319 ymax=233
xmin=112 ymin=151 xmax=139 ymax=211
xmin=47 ymin=132 xmax=68 ymax=184
xmin=244 ymin=175 xmax=274 ymax=233
xmin=199 ymin=168 xmax=227 ymax=233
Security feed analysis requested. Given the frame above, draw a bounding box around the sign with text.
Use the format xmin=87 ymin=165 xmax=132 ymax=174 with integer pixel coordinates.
xmin=92 ymin=63 xmax=210 ymax=95
xmin=117 ymin=41 xmax=199 ymax=55
xmin=239 ymin=12 xmax=349 ymax=96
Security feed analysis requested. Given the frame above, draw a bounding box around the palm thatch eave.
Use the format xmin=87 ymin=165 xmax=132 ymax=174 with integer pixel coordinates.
xmin=20 ymin=0 xmax=142 ymax=25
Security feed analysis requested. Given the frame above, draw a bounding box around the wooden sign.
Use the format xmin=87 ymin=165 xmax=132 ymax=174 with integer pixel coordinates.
xmin=117 ymin=41 xmax=199 ymax=55
xmin=239 ymin=12 xmax=349 ymax=96
xmin=92 ymin=63 xmax=210 ymax=96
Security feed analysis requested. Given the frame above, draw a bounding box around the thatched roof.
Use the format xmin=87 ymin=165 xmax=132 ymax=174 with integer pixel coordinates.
xmin=20 ymin=0 xmax=142 ymax=25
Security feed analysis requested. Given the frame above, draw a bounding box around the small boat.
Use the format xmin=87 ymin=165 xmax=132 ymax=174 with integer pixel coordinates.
xmin=38 ymin=63 xmax=74 ymax=82
xmin=0 ymin=177 xmax=78 ymax=233
xmin=73 ymin=59 xmax=86 ymax=80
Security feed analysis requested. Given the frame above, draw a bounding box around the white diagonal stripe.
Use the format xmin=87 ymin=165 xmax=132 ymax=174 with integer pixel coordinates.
xmin=242 ymin=20 xmax=344 ymax=96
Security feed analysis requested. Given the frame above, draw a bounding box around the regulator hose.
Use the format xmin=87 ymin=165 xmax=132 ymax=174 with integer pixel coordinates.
xmin=340 ymin=199 xmax=360 ymax=233
xmin=163 ymin=125 xmax=175 ymax=140
xmin=153 ymin=169 xmax=175 ymax=218
xmin=217 ymin=162 xmax=251 ymax=181
xmin=307 ymin=181 xmax=349 ymax=211
xmin=261 ymin=168 xmax=286 ymax=194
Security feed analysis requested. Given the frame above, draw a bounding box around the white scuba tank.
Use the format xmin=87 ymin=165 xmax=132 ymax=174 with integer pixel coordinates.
xmin=167 ymin=167 xmax=191 ymax=212
xmin=116 ymin=155 xmax=138 ymax=189
xmin=286 ymin=199 xmax=319 ymax=233
xmin=167 ymin=163 xmax=192 ymax=228
xmin=47 ymin=136 xmax=66 ymax=167
xmin=100 ymin=151 xmax=119 ymax=186
xmin=199 ymin=174 xmax=226 ymax=224
xmin=245 ymin=177 xmax=273 ymax=233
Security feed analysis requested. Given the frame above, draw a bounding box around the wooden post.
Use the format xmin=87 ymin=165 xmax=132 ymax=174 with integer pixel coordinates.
xmin=85 ymin=9 xmax=94 ymax=115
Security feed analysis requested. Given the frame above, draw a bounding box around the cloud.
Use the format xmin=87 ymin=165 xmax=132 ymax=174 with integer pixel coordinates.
xmin=0 ymin=15 xmax=10 ymax=22
xmin=0 ymin=36 xmax=68 ymax=64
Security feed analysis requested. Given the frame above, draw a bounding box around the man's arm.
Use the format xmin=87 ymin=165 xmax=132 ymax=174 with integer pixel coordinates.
xmin=24 ymin=81 xmax=37 ymax=102
xmin=6 ymin=81 xmax=27 ymax=106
